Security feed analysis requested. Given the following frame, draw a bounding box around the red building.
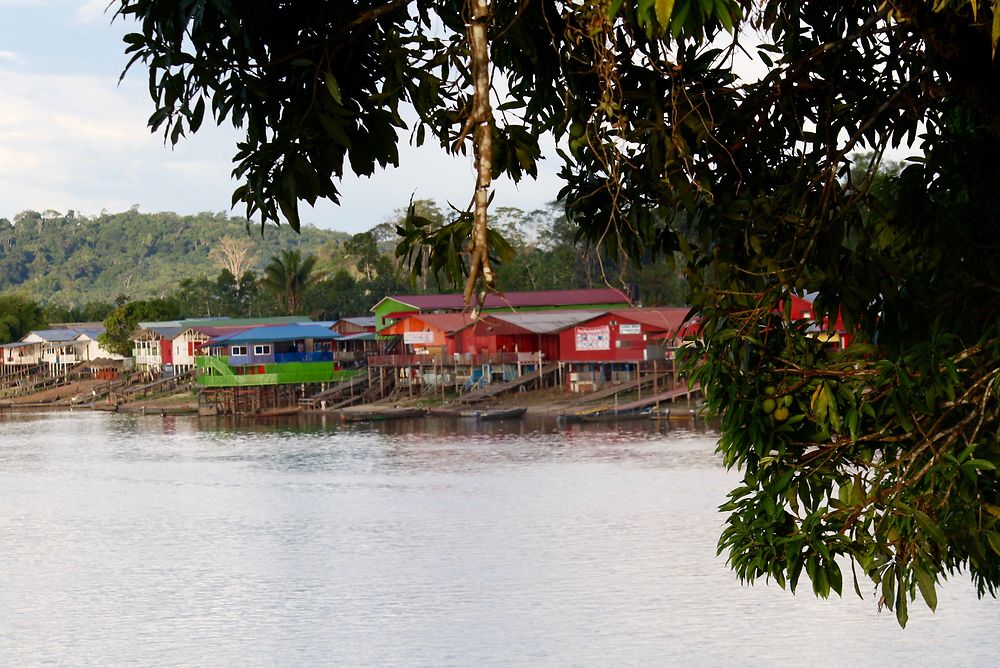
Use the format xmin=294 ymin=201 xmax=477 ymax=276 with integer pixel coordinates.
xmin=787 ymin=295 xmax=851 ymax=349
xmin=472 ymin=310 xmax=604 ymax=361
xmin=380 ymin=313 xmax=477 ymax=356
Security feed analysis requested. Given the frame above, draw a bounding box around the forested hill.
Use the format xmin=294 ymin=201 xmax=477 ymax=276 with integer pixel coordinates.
xmin=0 ymin=209 xmax=349 ymax=307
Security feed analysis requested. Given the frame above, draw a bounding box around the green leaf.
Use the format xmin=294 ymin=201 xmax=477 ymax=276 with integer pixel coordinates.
xmin=912 ymin=508 xmax=947 ymax=549
xmin=896 ymin=578 xmax=909 ymax=628
xmin=882 ymin=567 xmax=896 ymax=612
xmin=655 ymin=0 xmax=676 ymax=27
xmin=987 ymin=532 xmax=1000 ymax=557
xmin=968 ymin=458 xmax=996 ymax=471
xmin=993 ymin=0 xmax=1000 ymax=57
xmin=325 ymin=72 xmax=343 ymax=105
xmin=915 ymin=568 xmax=937 ymax=612
xmin=828 ymin=561 xmax=843 ymax=596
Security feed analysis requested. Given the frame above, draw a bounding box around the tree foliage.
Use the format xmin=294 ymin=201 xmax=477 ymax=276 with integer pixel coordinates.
xmin=99 ymin=297 xmax=183 ymax=356
xmin=0 ymin=209 xmax=348 ymax=308
xmin=260 ymin=249 xmax=322 ymax=315
xmin=118 ymin=0 xmax=1000 ymax=622
xmin=0 ymin=294 xmax=47 ymax=344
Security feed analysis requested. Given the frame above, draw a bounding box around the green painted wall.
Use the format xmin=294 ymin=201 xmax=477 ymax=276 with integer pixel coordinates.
xmin=196 ymin=356 xmax=362 ymax=387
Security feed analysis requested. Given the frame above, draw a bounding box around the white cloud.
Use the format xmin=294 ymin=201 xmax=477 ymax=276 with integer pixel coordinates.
xmin=0 ymin=50 xmax=23 ymax=64
xmin=0 ymin=67 xmax=239 ymax=218
xmin=0 ymin=52 xmax=562 ymax=233
xmin=73 ymin=0 xmax=112 ymax=25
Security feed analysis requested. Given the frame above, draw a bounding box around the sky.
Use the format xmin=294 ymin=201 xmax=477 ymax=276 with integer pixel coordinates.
xmin=0 ymin=1 xmax=564 ymax=234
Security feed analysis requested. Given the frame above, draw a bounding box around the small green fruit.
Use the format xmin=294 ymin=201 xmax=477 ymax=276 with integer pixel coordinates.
xmin=764 ymin=385 xmax=776 ymax=396
xmin=569 ymin=121 xmax=586 ymax=139
xmin=762 ymin=398 xmax=777 ymax=415
xmin=783 ymin=394 xmax=794 ymax=407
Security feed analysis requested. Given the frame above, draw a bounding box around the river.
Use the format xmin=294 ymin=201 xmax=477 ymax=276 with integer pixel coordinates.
xmin=0 ymin=410 xmax=997 ymax=666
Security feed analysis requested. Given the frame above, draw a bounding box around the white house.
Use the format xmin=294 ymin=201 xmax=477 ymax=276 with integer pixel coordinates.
xmin=0 ymin=340 xmax=42 ymax=370
xmin=32 ymin=330 xmax=83 ymax=376
xmin=72 ymin=328 xmax=123 ymax=363
xmin=171 ymin=327 xmax=221 ymax=373
xmin=131 ymin=326 xmax=183 ymax=372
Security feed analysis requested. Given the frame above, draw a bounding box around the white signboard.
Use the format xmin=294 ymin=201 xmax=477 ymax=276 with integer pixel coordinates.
xmin=575 ymin=326 xmax=610 ymax=351
xmin=403 ymin=331 xmax=435 ymax=345
xmin=619 ymin=323 xmax=641 ymax=335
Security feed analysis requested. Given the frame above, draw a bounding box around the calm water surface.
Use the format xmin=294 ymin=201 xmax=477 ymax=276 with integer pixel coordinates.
xmin=0 ymin=410 xmax=997 ymax=666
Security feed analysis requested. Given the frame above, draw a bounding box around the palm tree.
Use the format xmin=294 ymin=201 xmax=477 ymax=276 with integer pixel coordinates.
xmin=260 ymin=249 xmax=321 ymax=315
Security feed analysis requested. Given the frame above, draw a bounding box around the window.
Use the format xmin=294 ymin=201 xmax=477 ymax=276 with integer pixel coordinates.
xmin=253 ymin=344 xmax=271 ymax=355
xmin=231 ymin=345 xmax=248 ymax=356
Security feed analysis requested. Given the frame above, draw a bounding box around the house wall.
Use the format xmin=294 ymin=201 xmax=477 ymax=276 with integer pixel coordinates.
xmin=173 ymin=332 xmax=210 ymax=371
xmin=386 ymin=318 xmax=451 ymax=352
xmin=160 ymin=339 xmax=173 ymax=365
xmin=227 ymin=342 xmax=277 ymax=366
xmin=373 ymin=299 xmax=414 ymax=332
xmin=4 ymin=344 xmax=42 ymax=366
xmin=76 ymin=338 xmax=123 ymax=362
xmin=558 ymin=313 xmax=649 ymax=363
xmin=40 ymin=343 xmax=79 ymax=366
xmin=333 ymin=321 xmax=373 ymax=335
xmin=133 ymin=339 xmax=162 ymax=370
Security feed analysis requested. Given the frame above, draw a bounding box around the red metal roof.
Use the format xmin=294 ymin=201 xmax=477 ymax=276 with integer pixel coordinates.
xmin=184 ymin=325 xmax=256 ymax=337
xmin=384 ymin=288 xmax=630 ymax=311
xmin=382 ymin=312 xmax=477 ymax=336
xmin=610 ymin=307 xmax=693 ymax=333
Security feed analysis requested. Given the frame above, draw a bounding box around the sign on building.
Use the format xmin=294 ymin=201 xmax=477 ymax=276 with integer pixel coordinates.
xmin=575 ymin=326 xmax=610 ymax=351
xmin=403 ymin=331 xmax=435 ymax=345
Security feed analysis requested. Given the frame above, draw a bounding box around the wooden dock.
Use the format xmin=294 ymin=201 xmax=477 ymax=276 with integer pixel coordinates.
xmin=457 ymin=363 xmax=561 ymax=404
xmin=608 ymin=383 xmax=700 ymax=412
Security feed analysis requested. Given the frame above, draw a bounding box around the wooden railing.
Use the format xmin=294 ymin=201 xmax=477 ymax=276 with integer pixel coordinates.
xmin=368 ymin=352 xmax=534 ymax=367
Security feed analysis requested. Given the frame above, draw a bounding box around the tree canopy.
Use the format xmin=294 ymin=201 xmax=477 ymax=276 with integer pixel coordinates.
xmin=117 ymin=0 xmax=1000 ymax=624
xmin=260 ymin=249 xmax=322 ymax=315
xmin=0 ymin=209 xmax=348 ymax=308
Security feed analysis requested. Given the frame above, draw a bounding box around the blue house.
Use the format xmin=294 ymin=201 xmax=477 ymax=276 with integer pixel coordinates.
xmin=211 ymin=324 xmax=342 ymax=367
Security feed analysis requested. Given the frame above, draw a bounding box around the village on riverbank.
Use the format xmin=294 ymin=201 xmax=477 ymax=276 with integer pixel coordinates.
xmin=0 ymin=287 xmax=848 ymax=422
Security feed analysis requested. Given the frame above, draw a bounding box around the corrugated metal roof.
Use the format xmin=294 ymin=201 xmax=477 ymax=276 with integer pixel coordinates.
xmin=185 ymin=315 xmax=311 ymax=327
xmin=411 ymin=313 xmax=476 ymax=334
xmin=339 ymin=332 xmax=378 ymax=341
xmin=1 ymin=341 xmax=36 ymax=349
xmin=212 ymin=324 xmax=341 ymax=344
xmin=376 ymin=288 xmax=630 ymax=312
xmin=610 ymin=307 xmax=693 ymax=332
xmin=484 ymin=310 xmax=607 ymax=334
xmin=383 ymin=312 xmax=476 ymax=336
xmin=143 ymin=326 xmax=185 ymax=340
xmin=339 ymin=316 xmax=376 ymax=327
xmin=182 ymin=323 xmax=297 ymax=337
xmin=25 ymin=329 xmax=80 ymax=342
xmin=73 ymin=328 xmax=105 ymax=340
xmin=138 ymin=320 xmax=184 ymax=328
xmin=139 ymin=316 xmax=311 ymax=329
xmin=49 ymin=322 xmax=105 ymax=330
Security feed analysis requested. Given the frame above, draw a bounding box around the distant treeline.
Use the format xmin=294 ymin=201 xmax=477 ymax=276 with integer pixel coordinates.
xmin=0 ymin=201 xmax=687 ymax=345
xmin=0 ymin=208 xmax=348 ymax=307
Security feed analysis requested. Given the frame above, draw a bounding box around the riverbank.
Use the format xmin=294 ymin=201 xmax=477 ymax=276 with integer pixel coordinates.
xmin=2 ymin=374 xmax=699 ymax=419
xmin=1 ymin=378 xmax=108 ymax=408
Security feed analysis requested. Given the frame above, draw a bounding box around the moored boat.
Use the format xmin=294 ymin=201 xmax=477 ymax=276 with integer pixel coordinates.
xmin=475 ymin=407 xmax=527 ymax=421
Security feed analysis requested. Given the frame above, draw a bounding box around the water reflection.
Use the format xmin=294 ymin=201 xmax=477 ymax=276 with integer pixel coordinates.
xmin=0 ymin=410 xmax=997 ymax=666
